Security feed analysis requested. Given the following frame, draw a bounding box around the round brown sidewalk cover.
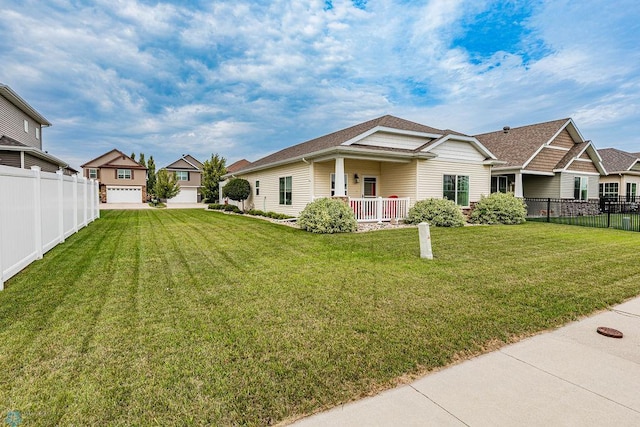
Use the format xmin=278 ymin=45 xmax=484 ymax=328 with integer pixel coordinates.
xmin=597 ymin=326 xmax=623 ymax=338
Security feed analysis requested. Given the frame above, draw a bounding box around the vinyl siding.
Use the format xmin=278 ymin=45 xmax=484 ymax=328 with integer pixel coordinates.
xmin=0 ymin=95 xmax=42 ymax=149
xmin=621 ymin=176 xmax=640 ymax=196
xmin=549 ymin=129 xmax=575 ymax=149
xmin=175 ymin=171 xmax=201 ymax=186
xmin=560 ymin=172 xmax=599 ymax=199
xmin=380 ymin=161 xmax=416 ymax=199
xmin=417 ymin=159 xmax=490 ymax=205
xmin=24 ymin=153 xmax=59 ymax=173
xmin=238 ymin=162 xmax=311 ymax=216
xmin=99 ymin=168 xmax=147 ymax=186
xmin=355 ymin=132 xmax=430 ymax=150
xmin=566 ymin=159 xmax=599 ymax=174
xmin=429 ymin=140 xmax=486 ymax=162
xmin=523 ymin=175 xmax=560 ymax=198
xmin=0 ymin=150 xmax=20 ymax=168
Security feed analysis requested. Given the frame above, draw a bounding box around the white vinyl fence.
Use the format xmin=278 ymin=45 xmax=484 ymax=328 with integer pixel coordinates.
xmin=0 ymin=165 xmax=100 ymax=290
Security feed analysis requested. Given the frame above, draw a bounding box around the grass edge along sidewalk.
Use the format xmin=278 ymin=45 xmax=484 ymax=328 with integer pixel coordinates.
xmin=1 ymin=209 xmax=639 ymax=426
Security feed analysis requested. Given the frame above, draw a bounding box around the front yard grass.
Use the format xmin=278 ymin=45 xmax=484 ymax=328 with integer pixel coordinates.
xmin=1 ymin=210 xmax=640 ymax=425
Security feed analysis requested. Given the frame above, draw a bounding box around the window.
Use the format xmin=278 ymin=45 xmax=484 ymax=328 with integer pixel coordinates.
xmin=599 ymin=182 xmax=618 ymax=199
xmin=363 ymin=177 xmax=377 ymax=197
xmin=491 ymin=176 xmax=508 ymax=193
xmin=175 ymin=171 xmax=189 ymax=181
xmin=574 ymin=177 xmax=588 ymax=200
xmin=24 ymin=119 xmax=28 ymax=133
xmin=35 ymin=127 xmax=40 ymax=140
xmin=443 ymin=175 xmax=469 ymax=206
xmin=626 ymin=183 xmax=637 ymax=201
xmin=330 ymin=173 xmax=348 ymax=196
xmin=117 ymin=169 xmax=132 ymax=180
xmin=88 ymin=168 xmax=98 ymax=179
xmin=279 ymin=176 xmax=292 ymax=205
xmin=255 ymin=180 xmax=260 ymax=196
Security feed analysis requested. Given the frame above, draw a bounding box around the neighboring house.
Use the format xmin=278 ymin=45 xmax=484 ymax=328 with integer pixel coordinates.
xmin=81 ymin=149 xmax=147 ymax=203
xmin=226 ymin=159 xmax=251 ymax=173
xmin=162 ymin=154 xmax=203 ymax=203
xmin=475 ymin=118 xmax=606 ymax=200
xmin=224 ymin=115 xmax=500 ymax=220
xmin=0 ymin=83 xmax=73 ymax=175
xmin=597 ymin=148 xmax=640 ymax=200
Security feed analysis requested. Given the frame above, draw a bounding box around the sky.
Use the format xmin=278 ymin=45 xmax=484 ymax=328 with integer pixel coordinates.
xmin=1 ymin=0 xmax=639 ymax=170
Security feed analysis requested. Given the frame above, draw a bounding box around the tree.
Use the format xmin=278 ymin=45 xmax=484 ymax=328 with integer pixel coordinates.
xmin=130 ymin=152 xmax=136 ymax=161
xmin=223 ymin=178 xmax=251 ymax=210
xmin=138 ymin=152 xmax=146 ymax=168
xmin=154 ymin=169 xmax=180 ymax=200
xmin=147 ymin=156 xmax=157 ymax=197
xmin=201 ymin=154 xmax=227 ymax=203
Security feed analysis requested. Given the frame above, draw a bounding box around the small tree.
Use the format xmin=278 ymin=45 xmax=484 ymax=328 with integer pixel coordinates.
xmin=201 ymin=153 xmax=227 ymax=203
xmin=154 ymin=169 xmax=180 ymax=200
xmin=130 ymin=152 xmax=136 ymax=161
xmin=138 ymin=152 xmax=146 ymax=168
xmin=147 ymin=156 xmax=157 ymax=197
xmin=223 ymin=178 xmax=251 ymax=211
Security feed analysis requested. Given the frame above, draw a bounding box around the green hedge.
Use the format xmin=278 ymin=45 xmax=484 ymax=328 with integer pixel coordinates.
xmin=469 ymin=193 xmax=527 ymax=225
xmin=298 ymin=198 xmax=357 ymax=233
xmin=406 ymin=198 xmax=466 ymax=227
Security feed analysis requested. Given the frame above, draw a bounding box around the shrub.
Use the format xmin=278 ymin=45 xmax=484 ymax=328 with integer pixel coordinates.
xmin=298 ymin=198 xmax=357 ymax=234
xmin=208 ymin=204 xmax=225 ymax=210
xmin=469 ymin=193 xmax=527 ymax=225
xmin=223 ymin=204 xmax=242 ymax=213
xmin=406 ymin=198 xmax=466 ymax=227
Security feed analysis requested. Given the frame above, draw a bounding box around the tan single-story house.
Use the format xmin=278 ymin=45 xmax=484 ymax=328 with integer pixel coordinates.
xmin=224 ymin=115 xmax=501 ymax=221
xmin=475 ymin=118 xmax=606 ymax=200
xmin=162 ymin=154 xmax=203 ymax=204
xmin=597 ymin=148 xmax=640 ymax=200
xmin=81 ymin=149 xmax=147 ymax=203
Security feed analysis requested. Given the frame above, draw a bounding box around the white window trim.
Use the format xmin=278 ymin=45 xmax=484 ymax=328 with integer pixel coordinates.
xmin=35 ymin=127 xmax=40 ymax=140
xmin=24 ymin=119 xmax=29 ymax=133
xmin=175 ymin=171 xmax=189 ymax=181
xmin=362 ymin=176 xmax=378 ymax=198
xmin=88 ymin=168 xmax=98 ymax=179
xmin=117 ymin=169 xmax=132 ymax=180
xmin=443 ymin=174 xmax=470 ymax=207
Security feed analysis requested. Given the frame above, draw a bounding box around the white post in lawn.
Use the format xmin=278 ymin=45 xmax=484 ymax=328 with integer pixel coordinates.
xmin=419 ymin=222 xmax=433 ymax=259
xmin=514 ymin=172 xmax=523 ymax=198
xmin=334 ymin=157 xmax=346 ymax=197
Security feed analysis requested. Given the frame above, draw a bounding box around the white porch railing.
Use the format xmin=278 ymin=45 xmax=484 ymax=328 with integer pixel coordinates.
xmin=348 ymin=197 xmax=410 ymax=222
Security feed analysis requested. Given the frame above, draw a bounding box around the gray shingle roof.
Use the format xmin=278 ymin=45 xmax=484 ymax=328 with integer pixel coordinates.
xmin=474 ymin=119 xmax=570 ymax=169
xmin=234 ymin=115 xmax=461 ymax=173
xmin=598 ymin=148 xmax=640 ymax=173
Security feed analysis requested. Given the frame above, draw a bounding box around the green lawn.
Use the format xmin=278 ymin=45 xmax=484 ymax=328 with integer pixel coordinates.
xmin=2 ymin=210 xmax=640 ymax=425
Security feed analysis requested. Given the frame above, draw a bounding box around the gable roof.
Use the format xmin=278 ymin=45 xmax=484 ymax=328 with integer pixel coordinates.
xmin=0 ymin=84 xmax=52 ymax=126
xmin=475 ymin=118 xmax=572 ymax=169
xmin=233 ymin=115 xmax=494 ymax=175
xmin=165 ymin=154 xmax=203 ymax=171
xmin=81 ymin=149 xmax=146 ymax=169
xmin=598 ymin=148 xmax=640 ymax=173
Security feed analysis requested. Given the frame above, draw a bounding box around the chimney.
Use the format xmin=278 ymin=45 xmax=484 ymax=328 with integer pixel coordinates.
xmin=503 ymin=126 xmax=510 ymax=133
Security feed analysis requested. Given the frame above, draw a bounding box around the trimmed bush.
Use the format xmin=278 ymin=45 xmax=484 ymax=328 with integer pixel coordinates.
xmin=406 ymin=198 xmax=466 ymax=227
xmin=298 ymin=198 xmax=357 ymax=234
xmin=223 ymin=204 xmax=242 ymax=213
xmin=208 ymin=203 xmax=225 ymax=210
xmin=469 ymin=192 xmax=527 ymax=225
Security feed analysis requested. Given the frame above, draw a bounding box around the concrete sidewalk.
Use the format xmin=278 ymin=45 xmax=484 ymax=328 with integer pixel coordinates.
xmin=293 ymin=297 xmax=640 ymax=426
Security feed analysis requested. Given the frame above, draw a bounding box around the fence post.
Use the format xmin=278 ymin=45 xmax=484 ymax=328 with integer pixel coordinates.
xmin=83 ymin=176 xmax=88 ymax=226
xmin=96 ymin=181 xmax=101 ymax=219
xmin=31 ymin=166 xmax=43 ymax=260
xmin=376 ymin=197 xmax=383 ymax=223
xmin=607 ymin=201 xmax=611 ymax=228
xmin=57 ymin=170 xmax=65 ymax=244
xmin=546 ymin=198 xmax=551 ymax=223
xmin=73 ymin=174 xmax=79 ymax=233
xmin=0 ymin=170 xmax=4 ymax=290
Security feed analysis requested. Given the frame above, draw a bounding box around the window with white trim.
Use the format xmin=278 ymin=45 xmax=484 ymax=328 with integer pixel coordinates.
xmin=24 ymin=119 xmax=28 ymax=133
xmin=574 ymin=176 xmax=588 ymax=200
xmin=330 ymin=173 xmax=348 ymax=196
xmin=255 ymin=180 xmax=260 ymax=196
xmin=88 ymin=168 xmax=98 ymax=179
xmin=117 ymin=169 xmax=132 ymax=180
xmin=279 ymin=176 xmax=292 ymax=205
xmin=175 ymin=171 xmax=189 ymax=181
xmin=443 ymin=175 xmax=469 ymax=206
xmin=626 ymin=183 xmax=637 ymax=201
xmin=35 ymin=127 xmax=40 ymax=140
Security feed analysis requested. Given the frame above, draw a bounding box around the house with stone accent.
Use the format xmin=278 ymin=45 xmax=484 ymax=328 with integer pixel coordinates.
xmin=162 ymin=154 xmax=203 ymax=204
xmin=223 ymin=115 xmax=501 ymax=221
xmin=81 ymin=149 xmax=147 ymax=203
xmin=0 ymin=83 xmax=74 ymax=174
xmin=474 ymin=118 xmax=606 ymax=200
xmin=597 ymin=148 xmax=640 ymax=201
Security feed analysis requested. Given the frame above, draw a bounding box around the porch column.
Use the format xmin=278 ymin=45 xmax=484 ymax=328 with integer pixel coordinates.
xmin=334 ymin=157 xmax=346 ymax=197
xmin=514 ymin=172 xmax=523 ymax=198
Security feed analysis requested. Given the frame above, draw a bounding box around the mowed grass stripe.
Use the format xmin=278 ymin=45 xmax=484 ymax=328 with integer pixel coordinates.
xmin=1 ymin=210 xmax=639 ymax=425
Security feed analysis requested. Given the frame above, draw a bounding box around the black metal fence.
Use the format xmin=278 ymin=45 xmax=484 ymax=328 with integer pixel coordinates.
xmin=524 ymin=198 xmax=640 ymax=232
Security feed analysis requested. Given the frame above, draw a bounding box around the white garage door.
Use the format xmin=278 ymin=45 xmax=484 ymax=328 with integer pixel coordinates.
xmin=168 ymin=187 xmax=198 ymax=204
xmin=107 ymin=186 xmax=142 ymax=203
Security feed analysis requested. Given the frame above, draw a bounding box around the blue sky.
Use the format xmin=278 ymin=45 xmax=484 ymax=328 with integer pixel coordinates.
xmin=1 ymin=0 xmax=639 ymax=170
